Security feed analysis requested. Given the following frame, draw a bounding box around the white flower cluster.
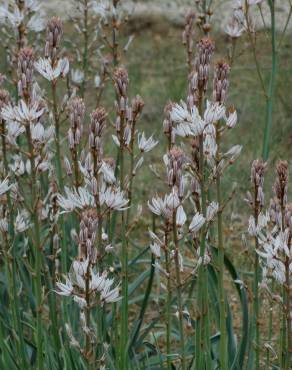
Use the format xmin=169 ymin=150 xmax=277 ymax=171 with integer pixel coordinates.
xmin=58 ymin=183 xmax=128 ymax=213
xmin=56 ymin=258 xmax=121 ymax=307
xmin=0 ymin=177 xmax=10 ymax=196
xmin=35 ymin=58 xmax=69 ymax=82
xmin=258 ymin=230 xmax=292 ymax=284
xmin=170 ymin=100 xmax=238 ymax=160
xmin=0 ymin=0 xmax=46 ymax=32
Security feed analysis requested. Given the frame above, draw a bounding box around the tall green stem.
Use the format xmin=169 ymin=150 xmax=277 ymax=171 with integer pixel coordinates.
xmin=195 ymin=96 xmax=210 ymax=369
xmin=262 ymin=0 xmax=277 ymax=160
xmin=215 ymin=128 xmax=227 ymax=370
xmin=283 ymin=247 xmax=291 ymax=370
xmin=173 ymin=211 xmax=186 ymax=370
xmin=164 ymin=226 xmax=172 ymax=370
xmin=25 ymin=124 xmax=44 ymax=370
xmin=0 ymin=119 xmax=27 ymax=367
xmin=80 ymin=0 xmax=89 ymax=98
xmin=119 ymin=110 xmax=129 ymax=369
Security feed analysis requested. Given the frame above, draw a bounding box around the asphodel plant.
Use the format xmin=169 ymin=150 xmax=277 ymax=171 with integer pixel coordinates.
xmin=0 ymin=1 xmax=290 ymax=370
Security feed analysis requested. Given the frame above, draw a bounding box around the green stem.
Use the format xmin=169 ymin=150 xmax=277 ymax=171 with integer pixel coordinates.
xmin=266 ymin=280 xmax=274 ymax=369
xmin=25 ymin=124 xmax=44 ymax=370
xmin=254 ymin=250 xmax=260 ymax=370
xmin=80 ymin=0 xmax=89 ymax=98
xmin=119 ymin=111 xmax=128 ymax=369
xmin=283 ymin=251 xmax=291 ymax=370
xmin=196 ymin=97 xmax=210 ymax=369
xmin=51 ymin=81 xmax=67 ymax=280
xmin=216 ymin=164 xmax=227 ymax=369
xmin=262 ymin=0 xmax=277 ymax=161
xmin=164 ymin=226 xmax=172 ymax=370
xmin=0 ymin=120 xmax=27 ymax=369
xmin=173 ymin=211 xmax=186 ymax=370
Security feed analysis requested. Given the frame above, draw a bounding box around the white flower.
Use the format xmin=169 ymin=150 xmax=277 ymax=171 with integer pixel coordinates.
xmin=203 ymin=129 xmax=217 ymax=158
xmin=148 ymin=190 xmax=180 ymax=219
xmin=31 ymin=122 xmax=54 ymax=144
xmin=224 ymin=145 xmax=242 ymax=162
xmin=71 ymin=69 xmax=84 ymax=84
xmin=150 ymin=242 xmax=161 ymax=258
xmin=57 ymin=187 xmax=94 ymax=212
xmin=91 ymin=272 xmax=107 ymax=291
xmin=58 ymin=58 xmax=70 ymax=77
xmin=72 ymin=259 xmax=89 ymax=277
xmin=27 ymin=14 xmax=45 ymax=32
xmin=2 ymin=6 xmax=24 ymax=27
xmin=0 ymin=217 xmax=8 ymax=233
xmin=92 ymin=0 xmax=110 ymax=18
xmin=15 ymin=209 xmax=30 ymax=233
xmin=148 ymin=229 xmax=164 ymax=245
xmin=204 ymin=101 xmax=225 ymax=124
xmin=138 ymin=132 xmax=158 ymax=153
xmin=73 ymin=295 xmax=87 ymax=308
xmin=99 ymin=162 xmax=116 ymax=184
xmin=226 ymin=109 xmax=238 ymax=128
xmin=0 ymin=177 xmax=10 ymax=196
xmin=34 ymin=58 xmax=57 ymax=81
xmin=133 ymin=156 xmax=144 ymax=174
xmin=56 ymin=277 xmax=73 ymax=296
xmin=2 ymin=100 xmax=44 ymax=123
xmin=248 ymin=212 xmax=269 ymax=236
xmin=31 ymin=122 xmax=44 ymax=141
xmin=171 ymin=101 xmax=205 ymax=137
xmin=206 ymin=202 xmax=219 ymax=221
xmin=25 ymin=0 xmax=42 ymax=12
xmin=225 ymin=20 xmax=245 ymax=38
xmin=100 ymin=282 xmax=121 ymax=304
xmin=166 ymin=190 xmax=180 ymax=210
xmin=112 ymin=135 xmax=120 ymax=147
xmin=35 ymin=58 xmax=69 ymax=81
xmin=6 ymin=121 xmax=25 ymax=145
xmin=148 ymin=196 xmax=166 ymax=217
xmin=176 ymin=205 xmax=186 ymax=227
xmin=189 ymin=213 xmax=205 ymax=233
xmin=9 ymin=155 xmax=25 ymax=176
xmin=171 ymin=101 xmax=191 ymax=122
xmin=100 ymin=186 xmax=128 ymax=211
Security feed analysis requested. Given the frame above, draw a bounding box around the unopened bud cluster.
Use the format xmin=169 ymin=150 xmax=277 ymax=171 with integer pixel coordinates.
xmin=18 ymin=47 xmax=34 ymax=100
xmin=78 ymin=209 xmax=98 ymax=264
xmin=45 ymin=17 xmax=63 ymax=61
xmin=68 ymin=97 xmax=85 ymax=149
xmin=167 ymin=147 xmax=185 ymax=198
xmin=250 ymin=159 xmax=266 ymax=210
xmin=90 ymin=107 xmax=107 ymax=163
xmin=188 ymin=37 xmax=215 ymax=106
xmin=213 ymin=60 xmax=230 ymax=104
